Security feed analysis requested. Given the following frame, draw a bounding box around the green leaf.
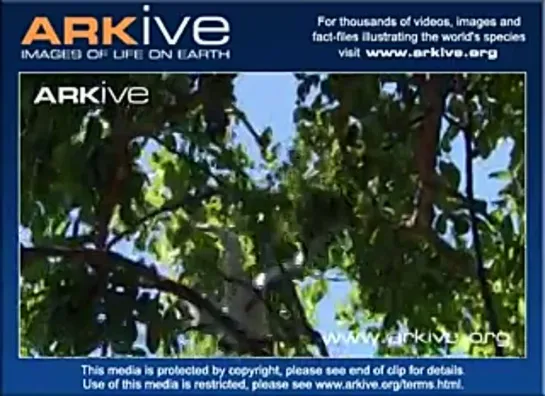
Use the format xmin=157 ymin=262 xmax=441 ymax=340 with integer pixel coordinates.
xmin=439 ymin=161 xmax=461 ymax=190
xmin=435 ymin=213 xmax=448 ymax=235
xmin=489 ymin=170 xmax=511 ymax=181
xmin=162 ymin=134 xmax=177 ymax=152
xmin=131 ymin=347 xmax=148 ymax=357
xmin=500 ymin=215 xmax=514 ymax=243
xmin=22 ymin=259 xmax=47 ymax=283
xmin=259 ymin=127 xmax=273 ymax=149
xmin=146 ymin=323 xmax=161 ymax=354
xmin=451 ymin=214 xmax=470 ymax=235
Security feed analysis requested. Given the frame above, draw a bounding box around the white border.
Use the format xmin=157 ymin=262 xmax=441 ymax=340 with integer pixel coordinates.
xmin=17 ymin=71 xmax=528 ymax=360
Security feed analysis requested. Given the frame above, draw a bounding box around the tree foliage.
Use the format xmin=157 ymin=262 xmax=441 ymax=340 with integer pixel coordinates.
xmin=20 ymin=73 xmax=525 ymax=358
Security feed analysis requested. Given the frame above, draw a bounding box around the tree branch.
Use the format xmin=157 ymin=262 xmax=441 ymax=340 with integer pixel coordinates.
xmin=275 ymin=253 xmax=330 ymax=357
xmin=20 ymin=245 xmax=270 ymax=356
xmin=412 ymin=74 xmax=449 ymax=230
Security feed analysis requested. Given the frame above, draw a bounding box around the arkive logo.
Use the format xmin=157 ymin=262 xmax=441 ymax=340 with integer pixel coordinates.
xmin=21 ymin=5 xmax=230 ymax=46
xmin=33 ymin=81 xmax=150 ymax=105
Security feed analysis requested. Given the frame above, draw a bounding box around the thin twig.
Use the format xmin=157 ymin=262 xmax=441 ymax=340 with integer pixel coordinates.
xmin=462 ymin=117 xmax=504 ymax=357
xmin=107 ymin=188 xmax=218 ymax=249
xmin=276 ymin=258 xmax=330 ymax=357
xmin=231 ymin=105 xmax=262 ymax=144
